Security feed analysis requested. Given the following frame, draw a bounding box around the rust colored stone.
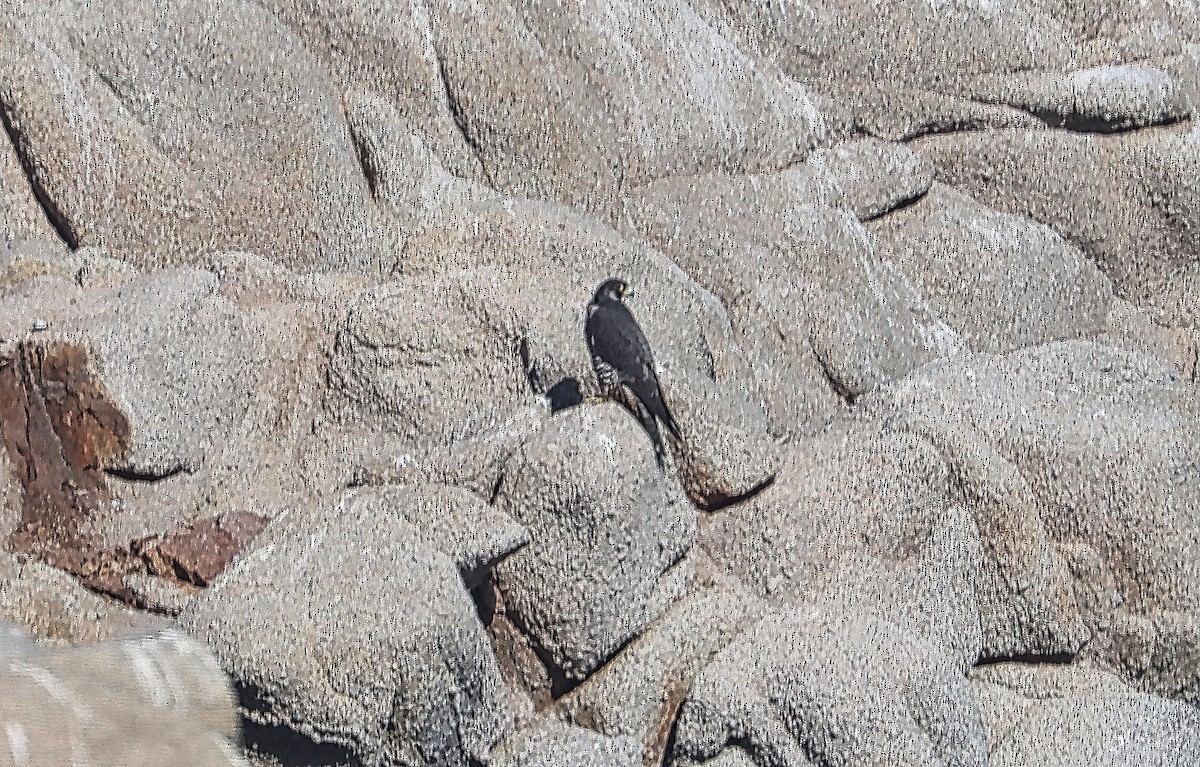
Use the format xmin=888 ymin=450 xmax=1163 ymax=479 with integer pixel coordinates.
xmin=645 ymin=675 xmax=688 ymax=767
xmin=133 ymin=510 xmax=270 ymax=587
xmin=0 ymin=341 xmax=129 ymax=579
xmin=1 ymin=342 xmax=268 ymax=606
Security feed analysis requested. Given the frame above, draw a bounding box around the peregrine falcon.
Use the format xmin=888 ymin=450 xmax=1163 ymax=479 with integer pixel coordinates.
xmin=585 ymin=278 xmax=682 ymax=467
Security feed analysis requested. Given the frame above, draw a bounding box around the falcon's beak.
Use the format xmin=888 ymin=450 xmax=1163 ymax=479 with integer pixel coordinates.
xmin=623 ymin=284 xmax=633 ymax=298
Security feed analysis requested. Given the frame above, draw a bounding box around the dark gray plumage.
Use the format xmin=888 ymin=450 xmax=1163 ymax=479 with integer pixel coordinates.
xmin=585 ymin=278 xmax=681 ymax=466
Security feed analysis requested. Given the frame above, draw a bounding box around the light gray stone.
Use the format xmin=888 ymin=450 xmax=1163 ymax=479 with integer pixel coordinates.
xmin=0 ymin=623 xmax=245 ymax=766
xmin=806 ymin=137 xmax=933 ymax=221
xmin=0 ymin=130 xmax=56 ymax=243
xmin=918 ymin=128 xmax=1200 ymax=328
xmin=863 ymin=341 xmax=1200 ymax=702
xmin=339 ymin=484 xmax=529 ymax=589
xmin=1101 ymin=298 xmax=1199 ymax=379
xmin=670 ymin=604 xmax=988 ymax=767
xmin=700 ymin=0 xmax=1195 ymax=142
xmin=491 ymin=720 xmax=640 ymax=767
xmin=55 ymin=268 xmax=259 ymax=480
xmin=973 ymin=663 xmax=1200 ymax=767
xmin=701 ymin=419 xmax=1086 ymax=664
xmin=178 ymin=489 xmax=511 ymax=766
xmin=258 ymin=0 xmax=486 ymax=184
xmin=870 ymin=183 xmax=1113 ymax=353
xmin=0 ymin=0 xmax=396 ymax=273
xmin=428 ymin=0 xmax=824 ymax=222
xmin=554 ymin=577 xmax=766 ymax=765
xmin=1021 ymin=1 xmax=1193 ymax=67
xmin=493 ymin=404 xmax=697 ymax=680
xmin=625 ymin=172 xmax=964 ymax=436
xmin=693 ymin=0 xmax=1071 ymax=140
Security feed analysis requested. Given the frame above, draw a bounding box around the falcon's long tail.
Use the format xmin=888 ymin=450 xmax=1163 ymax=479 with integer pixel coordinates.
xmin=652 ymin=383 xmax=682 ymax=442
xmin=632 ymin=399 xmax=669 ymax=471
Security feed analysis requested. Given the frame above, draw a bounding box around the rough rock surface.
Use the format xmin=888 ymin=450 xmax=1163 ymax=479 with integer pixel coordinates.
xmin=870 ymin=183 xmax=1114 ymax=353
xmin=178 ymin=489 xmax=512 ymax=766
xmin=701 ymin=420 xmax=1086 ymax=664
xmin=554 ymin=574 xmax=766 ymax=765
xmin=671 ymin=605 xmax=989 ymax=767
xmin=0 ymin=1 xmax=1198 ymax=765
xmin=490 ymin=720 xmax=640 ymax=767
xmin=492 ymin=404 xmax=697 ymax=681
xmin=864 ymin=342 xmax=1200 ymax=701
xmin=0 ymin=0 xmax=395 ymax=273
xmin=624 ymin=170 xmax=963 ymax=436
xmin=974 ymin=663 xmax=1200 ymax=767
xmin=918 ymin=128 xmax=1200 ymax=328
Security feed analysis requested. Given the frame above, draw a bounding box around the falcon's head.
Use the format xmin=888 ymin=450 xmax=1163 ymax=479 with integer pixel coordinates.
xmin=592 ymin=278 xmax=630 ymax=304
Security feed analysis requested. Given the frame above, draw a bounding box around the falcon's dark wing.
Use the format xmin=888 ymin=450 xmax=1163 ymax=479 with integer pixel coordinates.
xmin=585 ymin=300 xmax=655 ymax=383
xmin=586 ymin=300 xmax=682 ymax=442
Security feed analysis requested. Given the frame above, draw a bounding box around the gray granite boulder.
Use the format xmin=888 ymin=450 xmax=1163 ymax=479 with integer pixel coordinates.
xmin=670 ymin=604 xmax=988 ymax=767
xmin=973 ymin=663 xmax=1200 ymax=767
xmin=965 ymin=63 xmax=1191 ymax=132
xmin=698 ymin=0 xmax=1192 ymax=141
xmin=624 ymin=172 xmax=963 ymax=436
xmin=0 ymin=623 xmax=244 ymax=766
xmin=491 ymin=720 xmax=640 ymax=767
xmin=863 ymin=341 xmax=1200 ymax=702
xmin=178 ymin=489 xmax=511 ymax=766
xmin=0 ymin=259 xmax=285 ymax=605
xmin=0 ymin=136 xmax=55 ymax=243
xmin=55 ymin=267 xmax=261 ymax=481
xmin=870 ymin=183 xmax=1113 ymax=353
xmin=427 ymin=0 xmax=824 ymax=221
xmin=493 ymin=404 xmax=696 ymax=681
xmin=554 ymin=575 xmax=766 ymax=765
xmin=336 ymin=484 xmax=529 ymax=589
xmin=701 ymin=420 xmax=1085 ymax=665
xmin=805 ymin=137 xmax=933 ymax=221
xmin=919 ymin=128 xmax=1200 ymax=328
xmin=0 ymin=0 xmax=395 ymax=273
xmin=259 ymin=0 xmax=485 ymax=183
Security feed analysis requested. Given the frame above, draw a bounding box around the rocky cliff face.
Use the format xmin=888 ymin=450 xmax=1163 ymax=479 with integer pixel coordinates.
xmin=1 ymin=1 xmax=1199 ymax=766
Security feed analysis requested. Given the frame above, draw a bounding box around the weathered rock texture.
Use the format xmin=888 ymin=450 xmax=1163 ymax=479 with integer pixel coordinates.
xmin=178 ymin=488 xmax=517 ymax=766
xmin=0 ymin=0 xmax=1198 ymax=766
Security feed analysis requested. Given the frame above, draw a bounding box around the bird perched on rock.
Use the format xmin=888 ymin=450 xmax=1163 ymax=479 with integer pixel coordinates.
xmin=585 ymin=278 xmax=682 ymax=468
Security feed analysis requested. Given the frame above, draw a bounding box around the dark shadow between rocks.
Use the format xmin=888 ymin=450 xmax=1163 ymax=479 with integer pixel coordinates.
xmin=546 ymin=377 xmax=584 ymax=412
xmin=1030 ymin=108 xmax=1179 ymax=134
xmin=699 ymin=473 xmax=777 ymax=513
xmin=238 ymin=683 xmax=363 ymax=767
xmin=975 ymin=651 xmax=1076 ymax=667
xmin=103 ymin=465 xmax=187 ymax=483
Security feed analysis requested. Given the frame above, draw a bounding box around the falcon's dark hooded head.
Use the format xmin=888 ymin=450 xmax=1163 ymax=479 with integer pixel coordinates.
xmin=592 ymin=278 xmax=629 ymax=304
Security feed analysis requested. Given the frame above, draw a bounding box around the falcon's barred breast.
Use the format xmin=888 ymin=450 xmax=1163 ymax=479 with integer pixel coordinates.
xmin=585 ymin=278 xmax=681 ymax=467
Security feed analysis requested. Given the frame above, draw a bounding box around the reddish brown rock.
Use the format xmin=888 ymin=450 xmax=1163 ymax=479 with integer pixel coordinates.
xmin=132 ymin=510 xmax=270 ymax=587
xmin=0 ymin=341 xmax=128 ymax=577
